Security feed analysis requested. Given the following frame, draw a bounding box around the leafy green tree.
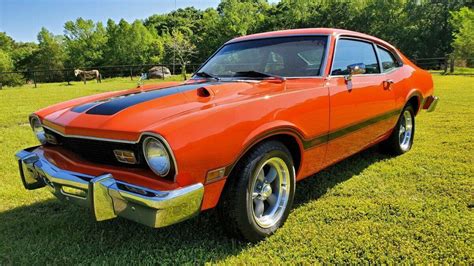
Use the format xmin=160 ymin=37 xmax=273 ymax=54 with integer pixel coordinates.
xmin=26 ymin=28 xmax=66 ymax=81
xmin=63 ymin=18 xmax=107 ymax=67
xmin=450 ymin=7 xmax=474 ymax=66
xmin=32 ymin=28 xmax=65 ymax=69
xmin=163 ymin=29 xmax=197 ymax=78
xmin=217 ymin=0 xmax=269 ymax=40
xmin=10 ymin=42 xmax=37 ymax=71
xmin=104 ymin=19 xmax=164 ymax=66
xmin=0 ymin=49 xmax=24 ymax=86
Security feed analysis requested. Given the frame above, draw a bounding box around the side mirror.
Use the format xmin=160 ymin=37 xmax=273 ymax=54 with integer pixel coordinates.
xmin=345 ymin=63 xmax=366 ymax=81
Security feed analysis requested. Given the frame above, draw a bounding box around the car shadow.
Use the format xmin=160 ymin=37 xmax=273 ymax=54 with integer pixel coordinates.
xmin=0 ymin=146 xmax=389 ymax=264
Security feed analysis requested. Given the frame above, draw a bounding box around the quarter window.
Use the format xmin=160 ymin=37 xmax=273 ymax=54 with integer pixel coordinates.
xmin=331 ymin=39 xmax=380 ymax=75
xmin=377 ymin=46 xmax=399 ymax=73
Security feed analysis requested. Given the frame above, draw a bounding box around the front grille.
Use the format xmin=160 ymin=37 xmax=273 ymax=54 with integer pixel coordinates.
xmin=44 ymin=128 xmax=146 ymax=168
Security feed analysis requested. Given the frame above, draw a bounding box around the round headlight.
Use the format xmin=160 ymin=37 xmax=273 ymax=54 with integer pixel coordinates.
xmin=143 ymin=137 xmax=171 ymax=176
xmin=30 ymin=116 xmax=46 ymax=144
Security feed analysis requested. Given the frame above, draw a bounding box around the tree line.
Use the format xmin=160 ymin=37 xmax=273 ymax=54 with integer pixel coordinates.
xmin=0 ymin=0 xmax=472 ymax=86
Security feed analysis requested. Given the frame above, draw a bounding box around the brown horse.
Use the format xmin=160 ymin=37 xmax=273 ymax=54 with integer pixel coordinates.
xmin=74 ymin=69 xmax=101 ymax=83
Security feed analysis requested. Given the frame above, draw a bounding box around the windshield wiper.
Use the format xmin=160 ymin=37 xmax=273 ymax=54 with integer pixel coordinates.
xmin=233 ymin=70 xmax=284 ymax=80
xmin=194 ymin=71 xmax=220 ymax=81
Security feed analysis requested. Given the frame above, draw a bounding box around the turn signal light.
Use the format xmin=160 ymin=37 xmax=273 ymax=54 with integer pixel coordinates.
xmin=206 ymin=167 xmax=226 ymax=183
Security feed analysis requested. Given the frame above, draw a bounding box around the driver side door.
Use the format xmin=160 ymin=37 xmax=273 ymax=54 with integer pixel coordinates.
xmin=325 ymin=38 xmax=397 ymax=165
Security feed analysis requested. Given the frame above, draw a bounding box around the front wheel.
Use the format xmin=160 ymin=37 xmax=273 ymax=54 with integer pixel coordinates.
xmin=381 ymin=105 xmax=415 ymax=155
xmin=218 ymin=141 xmax=295 ymax=242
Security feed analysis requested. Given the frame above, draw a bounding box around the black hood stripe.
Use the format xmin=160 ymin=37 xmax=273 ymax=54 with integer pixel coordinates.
xmin=72 ymin=83 xmax=212 ymax=116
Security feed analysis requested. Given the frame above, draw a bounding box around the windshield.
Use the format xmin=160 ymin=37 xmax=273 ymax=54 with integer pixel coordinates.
xmin=197 ymin=36 xmax=328 ymax=78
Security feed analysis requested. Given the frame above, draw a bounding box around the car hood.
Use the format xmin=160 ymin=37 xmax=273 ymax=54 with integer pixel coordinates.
xmin=39 ymin=80 xmax=284 ymax=141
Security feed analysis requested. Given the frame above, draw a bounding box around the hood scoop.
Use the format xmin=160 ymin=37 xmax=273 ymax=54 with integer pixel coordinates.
xmin=196 ymin=87 xmax=212 ymax=98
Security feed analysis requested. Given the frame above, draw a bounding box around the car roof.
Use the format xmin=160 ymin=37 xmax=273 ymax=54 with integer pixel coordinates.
xmin=227 ymin=28 xmax=396 ymax=50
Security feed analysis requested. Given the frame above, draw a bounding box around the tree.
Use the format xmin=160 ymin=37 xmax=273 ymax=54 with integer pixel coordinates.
xmin=0 ymin=49 xmax=24 ymax=86
xmin=63 ymin=18 xmax=107 ymax=67
xmin=34 ymin=28 xmax=65 ymax=69
xmin=0 ymin=32 xmax=15 ymax=52
xmin=103 ymin=19 xmax=164 ymax=66
xmin=10 ymin=42 xmax=37 ymax=71
xmin=217 ymin=0 xmax=269 ymax=40
xmin=450 ymin=7 xmax=474 ymax=66
xmin=163 ymin=29 xmax=197 ymax=79
xmin=26 ymin=28 xmax=66 ymax=81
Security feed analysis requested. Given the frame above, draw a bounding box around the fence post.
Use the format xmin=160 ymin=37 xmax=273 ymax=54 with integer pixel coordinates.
xmin=130 ymin=67 xmax=133 ymax=80
xmin=33 ymin=71 xmax=37 ymax=88
xmin=444 ymin=56 xmax=448 ymax=73
xmin=66 ymin=70 xmax=71 ymax=85
xmin=161 ymin=65 xmax=165 ymax=80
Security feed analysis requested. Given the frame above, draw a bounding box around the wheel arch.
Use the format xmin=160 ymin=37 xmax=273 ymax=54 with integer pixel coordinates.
xmin=225 ymin=128 xmax=304 ymax=179
xmin=405 ymin=89 xmax=422 ymax=115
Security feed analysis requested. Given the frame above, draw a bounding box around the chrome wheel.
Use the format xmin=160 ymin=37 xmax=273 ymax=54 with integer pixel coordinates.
xmin=399 ymin=110 xmax=413 ymax=151
xmin=249 ymin=157 xmax=290 ymax=229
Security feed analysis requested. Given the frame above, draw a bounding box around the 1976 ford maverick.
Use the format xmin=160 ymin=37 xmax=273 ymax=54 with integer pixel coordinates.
xmin=16 ymin=28 xmax=438 ymax=241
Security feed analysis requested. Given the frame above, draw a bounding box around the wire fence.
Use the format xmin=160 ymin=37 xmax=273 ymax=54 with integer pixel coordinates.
xmin=0 ymin=57 xmax=473 ymax=89
xmin=412 ymin=57 xmax=474 ymax=74
xmin=0 ymin=63 xmax=202 ymax=88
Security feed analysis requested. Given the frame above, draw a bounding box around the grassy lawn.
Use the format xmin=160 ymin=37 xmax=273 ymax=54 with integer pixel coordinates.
xmin=0 ymin=75 xmax=472 ymax=264
xmin=430 ymin=67 xmax=474 ymax=76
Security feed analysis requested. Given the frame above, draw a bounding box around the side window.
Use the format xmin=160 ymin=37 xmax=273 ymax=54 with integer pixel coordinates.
xmin=331 ymin=39 xmax=380 ymax=75
xmin=377 ymin=46 xmax=399 ymax=73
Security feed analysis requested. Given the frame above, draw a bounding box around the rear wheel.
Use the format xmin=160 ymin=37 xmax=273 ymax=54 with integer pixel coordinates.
xmin=218 ymin=141 xmax=295 ymax=242
xmin=381 ymin=104 xmax=415 ymax=155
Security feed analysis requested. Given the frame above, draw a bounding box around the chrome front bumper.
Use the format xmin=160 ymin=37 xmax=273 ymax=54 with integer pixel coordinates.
xmin=15 ymin=147 xmax=204 ymax=228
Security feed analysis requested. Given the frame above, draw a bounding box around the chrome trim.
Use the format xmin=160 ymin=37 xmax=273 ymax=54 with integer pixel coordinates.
xmin=193 ymin=34 xmax=331 ymax=79
xmin=399 ymin=110 xmax=414 ymax=151
xmin=142 ymin=133 xmax=178 ymax=177
xmin=15 ymin=147 xmax=203 ymax=228
xmin=142 ymin=136 xmax=171 ymax=177
xmin=113 ymin=149 xmax=137 ymax=164
xmin=426 ymin=96 xmax=439 ymax=112
xmin=29 ymin=114 xmax=47 ymax=144
xmin=328 ymin=35 xmax=403 ymax=78
xmin=40 ymin=125 xmax=179 ymax=178
xmin=250 ymin=157 xmax=291 ymax=229
xmin=43 ymin=125 xmax=138 ymax=144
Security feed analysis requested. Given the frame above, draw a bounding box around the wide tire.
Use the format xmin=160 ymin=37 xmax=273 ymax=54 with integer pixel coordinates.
xmin=381 ymin=104 xmax=415 ymax=155
xmin=218 ymin=141 xmax=296 ymax=242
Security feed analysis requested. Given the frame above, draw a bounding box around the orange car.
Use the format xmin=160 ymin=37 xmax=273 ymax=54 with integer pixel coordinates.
xmin=16 ymin=28 xmax=438 ymax=241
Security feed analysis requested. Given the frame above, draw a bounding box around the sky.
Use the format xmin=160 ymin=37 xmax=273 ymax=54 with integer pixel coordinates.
xmin=0 ymin=0 xmax=279 ymax=43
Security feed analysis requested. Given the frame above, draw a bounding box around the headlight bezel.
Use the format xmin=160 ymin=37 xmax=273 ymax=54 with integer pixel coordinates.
xmin=142 ymin=135 xmax=175 ymax=178
xmin=29 ymin=114 xmax=47 ymax=144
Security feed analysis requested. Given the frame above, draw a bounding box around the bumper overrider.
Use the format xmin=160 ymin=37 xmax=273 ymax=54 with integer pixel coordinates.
xmin=15 ymin=147 xmax=204 ymax=228
xmin=423 ymin=95 xmax=439 ymax=112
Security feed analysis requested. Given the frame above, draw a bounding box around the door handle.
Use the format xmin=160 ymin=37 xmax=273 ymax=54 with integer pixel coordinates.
xmin=383 ymin=79 xmax=394 ymax=90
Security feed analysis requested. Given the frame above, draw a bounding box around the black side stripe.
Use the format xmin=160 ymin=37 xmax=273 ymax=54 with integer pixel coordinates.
xmin=72 ymin=83 xmax=212 ymax=115
xmin=325 ymin=108 xmax=401 ymax=145
xmin=302 ymin=108 xmax=401 ymax=149
xmin=225 ymin=108 xmax=401 ymax=177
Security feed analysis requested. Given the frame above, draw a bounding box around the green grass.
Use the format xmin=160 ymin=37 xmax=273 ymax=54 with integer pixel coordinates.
xmin=451 ymin=67 xmax=474 ymax=75
xmin=430 ymin=67 xmax=474 ymax=76
xmin=0 ymin=75 xmax=473 ymax=264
